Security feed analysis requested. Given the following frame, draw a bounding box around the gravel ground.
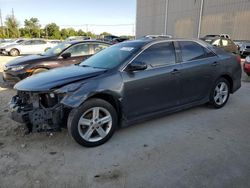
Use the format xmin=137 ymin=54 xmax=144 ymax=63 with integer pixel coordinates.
xmin=0 ymin=56 xmax=250 ymax=188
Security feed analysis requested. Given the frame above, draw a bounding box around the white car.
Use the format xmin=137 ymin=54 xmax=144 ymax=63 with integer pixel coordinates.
xmin=0 ymin=38 xmax=26 ymax=48
xmin=0 ymin=39 xmax=57 ymax=56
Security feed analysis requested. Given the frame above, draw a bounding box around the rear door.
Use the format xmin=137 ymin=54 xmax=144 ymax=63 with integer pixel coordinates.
xmin=177 ymin=41 xmax=219 ymax=104
xmin=121 ymin=41 xmax=182 ymax=119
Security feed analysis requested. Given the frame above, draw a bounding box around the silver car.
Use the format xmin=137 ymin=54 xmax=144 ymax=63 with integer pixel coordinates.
xmin=0 ymin=39 xmax=57 ymax=56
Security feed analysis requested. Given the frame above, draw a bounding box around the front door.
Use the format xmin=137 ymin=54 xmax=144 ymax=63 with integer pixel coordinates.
xmin=121 ymin=42 xmax=182 ymax=119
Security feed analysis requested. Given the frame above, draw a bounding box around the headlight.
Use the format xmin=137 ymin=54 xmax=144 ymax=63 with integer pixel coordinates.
xmin=54 ymin=82 xmax=84 ymax=93
xmin=10 ymin=65 xmax=25 ymax=71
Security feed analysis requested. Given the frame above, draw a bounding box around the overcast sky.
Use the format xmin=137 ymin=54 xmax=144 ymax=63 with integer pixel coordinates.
xmin=0 ymin=0 xmax=136 ymax=35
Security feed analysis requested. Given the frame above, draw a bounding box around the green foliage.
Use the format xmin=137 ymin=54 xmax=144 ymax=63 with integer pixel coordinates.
xmin=2 ymin=15 xmax=135 ymax=39
xmin=44 ymin=23 xmax=61 ymax=39
xmin=0 ymin=26 xmax=6 ymax=38
xmin=23 ymin=17 xmax=41 ymax=38
xmin=77 ymin=29 xmax=86 ymax=36
xmin=100 ymin=32 xmax=112 ymax=36
xmin=5 ymin=15 xmax=19 ymax=38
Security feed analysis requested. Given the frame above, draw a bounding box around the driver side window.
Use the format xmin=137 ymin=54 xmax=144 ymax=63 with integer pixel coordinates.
xmin=64 ymin=43 xmax=90 ymax=57
xmin=134 ymin=42 xmax=176 ymax=68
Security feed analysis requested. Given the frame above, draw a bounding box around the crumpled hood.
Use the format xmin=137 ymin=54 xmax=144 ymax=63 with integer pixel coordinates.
xmin=6 ymin=54 xmax=52 ymax=67
xmin=14 ymin=65 xmax=106 ymax=92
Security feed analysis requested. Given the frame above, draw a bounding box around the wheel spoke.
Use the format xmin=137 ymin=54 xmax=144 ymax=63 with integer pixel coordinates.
xmin=219 ymin=96 xmax=224 ymax=104
xmin=92 ymin=107 xmax=100 ymax=120
xmin=222 ymin=91 xmax=228 ymax=96
xmin=83 ymin=127 xmax=94 ymax=140
xmin=99 ymin=115 xmax=112 ymax=125
xmin=220 ymin=83 xmax=226 ymax=92
xmin=79 ymin=118 xmax=91 ymax=126
xmin=96 ymin=127 xmax=107 ymax=138
xmin=214 ymin=94 xmax=220 ymax=101
xmin=215 ymin=86 xmax=220 ymax=93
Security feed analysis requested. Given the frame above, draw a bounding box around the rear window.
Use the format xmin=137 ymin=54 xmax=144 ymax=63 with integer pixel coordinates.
xmin=179 ymin=41 xmax=208 ymax=61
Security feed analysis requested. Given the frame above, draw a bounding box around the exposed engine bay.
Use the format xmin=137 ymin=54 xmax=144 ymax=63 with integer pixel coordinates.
xmin=10 ymin=91 xmax=67 ymax=133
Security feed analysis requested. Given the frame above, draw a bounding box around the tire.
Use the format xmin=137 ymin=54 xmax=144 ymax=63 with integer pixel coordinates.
xmin=9 ymin=49 xmax=19 ymax=56
xmin=32 ymin=68 xmax=48 ymax=75
xmin=209 ymin=78 xmax=230 ymax=109
xmin=67 ymin=98 xmax=118 ymax=147
xmin=247 ymin=73 xmax=250 ymax=77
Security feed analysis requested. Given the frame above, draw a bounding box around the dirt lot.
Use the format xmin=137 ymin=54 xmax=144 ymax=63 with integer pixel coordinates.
xmin=0 ymin=56 xmax=250 ymax=188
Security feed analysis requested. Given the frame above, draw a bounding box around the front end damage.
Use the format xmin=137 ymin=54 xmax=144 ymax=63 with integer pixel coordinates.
xmin=9 ymin=91 xmax=68 ymax=132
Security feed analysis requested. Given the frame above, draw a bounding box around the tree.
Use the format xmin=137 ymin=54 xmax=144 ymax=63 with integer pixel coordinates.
xmin=67 ymin=28 xmax=77 ymax=37
xmin=86 ymin=31 xmax=96 ymax=38
xmin=100 ymin=32 xmax=112 ymax=36
xmin=24 ymin=17 xmax=41 ymax=38
xmin=44 ymin=23 xmax=60 ymax=39
xmin=60 ymin=28 xmax=69 ymax=39
xmin=0 ymin=26 xmax=6 ymax=38
xmin=5 ymin=15 xmax=19 ymax=38
xmin=77 ymin=29 xmax=86 ymax=36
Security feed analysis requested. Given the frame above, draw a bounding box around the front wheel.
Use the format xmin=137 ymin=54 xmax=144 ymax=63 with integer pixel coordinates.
xmin=67 ymin=98 xmax=118 ymax=147
xmin=9 ymin=49 xmax=19 ymax=56
xmin=209 ymin=78 xmax=230 ymax=108
xmin=32 ymin=68 xmax=48 ymax=75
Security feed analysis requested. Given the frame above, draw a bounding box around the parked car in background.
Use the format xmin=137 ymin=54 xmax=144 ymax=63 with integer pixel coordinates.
xmin=66 ymin=36 xmax=91 ymax=41
xmin=3 ymin=40 xmax=111 ymax=84
xmin=243 ymin=56 xmax=250 ymax=76
xmin=0 ymin=38 xmax=26 ymax=48
xmin=201 ymin=34 xmax=230 ymax=42
xmin=239 ymin=41 xmax=250 ymax=58
xmin=9 ymin=38 xmax=241 ymax=147
xmin=48 ymin=40 xmax=63 ymax=44
xmin=202 ymin=37 xmax=239 ymax=54
xmin=103 ymin=35 xmax=128 ymax=44
xmin=0 ymin=39 xmax=57 ymax=56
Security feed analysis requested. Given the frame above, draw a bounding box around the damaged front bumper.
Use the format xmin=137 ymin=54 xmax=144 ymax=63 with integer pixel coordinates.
xmin=9 ymin=91 xmax=67 ymax=132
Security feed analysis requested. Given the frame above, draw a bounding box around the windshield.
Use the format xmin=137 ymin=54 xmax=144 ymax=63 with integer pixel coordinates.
xmin=41 ymin=42 xmax=71 ymax=56
xmin=80 ymin=42 xmax=143 ymax=69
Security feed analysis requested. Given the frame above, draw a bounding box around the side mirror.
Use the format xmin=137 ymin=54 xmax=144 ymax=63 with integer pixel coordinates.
xmin=61 ymin=52 xmax=71 ymax=59
xmin=126 ymin=61 xmax=147 ymax=72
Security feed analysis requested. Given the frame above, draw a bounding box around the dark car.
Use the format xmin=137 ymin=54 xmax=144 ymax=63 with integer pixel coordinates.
xmin=203 ymin=37 xmax=239 ymax=54
xmin=3 ymin=40 xmax=111 ymax=84
xmin=243 ymin=56 xmax=250 ymax=76
xmin=103 ymin=35 xmax=128 ymax=44
xmin=9 ymin=38 xmax=242 ymax=147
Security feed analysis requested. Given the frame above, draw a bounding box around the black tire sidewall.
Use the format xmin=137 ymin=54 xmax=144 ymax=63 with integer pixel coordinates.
xmin=67 ymin=98 xmax=118 ymax=147
xmin=209 ymin=78 xmax=230 ymax=109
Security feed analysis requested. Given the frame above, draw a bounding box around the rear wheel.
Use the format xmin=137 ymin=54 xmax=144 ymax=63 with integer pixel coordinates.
xmin=32 ymin=68 xmax=48 ymax=75
xmin=9 ymin=49 xmax=19 ymax=56
xmin=209 ymin=78 xmax=230 ymax=108
xmin=67 ymin=98 xmax=118 ymax=147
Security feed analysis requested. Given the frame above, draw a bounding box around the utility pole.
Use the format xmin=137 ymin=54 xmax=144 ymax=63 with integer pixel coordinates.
xmin=0 ymin=8 xmax=5 ymax=37
xmin=197 ymin=0 xmax=204 ymax=38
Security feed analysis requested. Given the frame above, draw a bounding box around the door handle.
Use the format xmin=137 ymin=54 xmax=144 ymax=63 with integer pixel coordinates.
xmin=171 ymin=69 xmax=180 ymax=74
xmin=211 ymin=62 xmax=218 ymax=66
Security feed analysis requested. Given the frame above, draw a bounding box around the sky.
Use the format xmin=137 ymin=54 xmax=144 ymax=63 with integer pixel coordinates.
xmin=0 ymin=0 xmax=136 ymax=36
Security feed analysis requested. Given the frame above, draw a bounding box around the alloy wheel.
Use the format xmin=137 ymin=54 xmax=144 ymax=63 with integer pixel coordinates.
xmin=77 ymin=107 xmax=112 ymax=142
xmin=213 ymin=82 xmax=229 ymax=106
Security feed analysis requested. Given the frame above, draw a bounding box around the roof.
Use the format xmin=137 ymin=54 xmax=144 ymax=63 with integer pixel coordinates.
xmin=66 ymin=40 xmax=112 ymax=45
